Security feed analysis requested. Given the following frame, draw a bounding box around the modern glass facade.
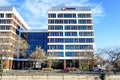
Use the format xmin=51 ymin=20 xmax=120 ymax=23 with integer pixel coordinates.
xmin=21 ymin=29 xmax=48 ymax=56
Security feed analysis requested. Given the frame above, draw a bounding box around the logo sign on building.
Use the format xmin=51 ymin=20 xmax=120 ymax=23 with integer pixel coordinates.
xmin=63 ymin=6 xmax=66 ymax=10
xmin=62 ymin=6 xmax=76 ymax=11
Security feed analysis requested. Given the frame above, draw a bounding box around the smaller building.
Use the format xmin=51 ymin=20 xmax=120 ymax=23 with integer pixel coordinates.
xmin=21 ymin=29 xmax=48 ymax=56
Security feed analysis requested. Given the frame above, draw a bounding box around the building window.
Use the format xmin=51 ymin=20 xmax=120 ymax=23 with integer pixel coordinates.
xmin=50 ymin=32 xmax=63 ymax=36
xmin=65 ymin=52 xmax=78 ymax=57
xmin=79 ymin=32 xmax=93 ymax=36
xmin=58 ymin=14 xmax=63 ymax=18
xmin=78 ymin=14 xmax=91 ymax=18
xmin=58 ymin=14 xmax=76 ymax=18
xmin=49 ymin=26 xmax=54 ymax=30
xmin=64 ymin=20 xmax=68 ymax=24
xmin=78 ymin=20 xmax=86 ymax=24
xmin=65 ymin=38 xmax=78 ymax=43
xmin=86 ymin=38 xmax=93 ymax=43
xmin=64 ymin=14 xmax=76 ymax=18
xmin=50 ymin=45 xmax=63 ymax=50
xmin=65 ymin=32 xmax=70 ymax=36
xmin=58 ymin=52 xmax=64 ymax=57
xmin=55 ymin=26 xmax=63 ymax=30
xmin=78 ymin=20 xmax=91 ymax=24
xmin=78 ymin=26 xmax=86 ymax=30
xmin=65 ymin=26 xmax=70 ymax=30
xmin=0 ymin=14 xmax=4 ymax=18
xmin=65 ymin=32 xmax=77 ymax=36
xmin=50 ymin=38 xmax=54 ymax=43
xmin=79 ymin=38 xmax=86 ymax=43
xmin=65 ymin=45 xmax=78 ymax=50
xmin=51 ymin=20 xmax=54 ymax=24
xmin=6 ymin=13 xmax=11 ymax=18
xmin=55 ymin=20 xmax=63 ymax=24
xmin=48 ymin=14 xmax=56 ymax=18
xmin=0 ymin=20 xmax=11 ymax=24
xmin=71 ymin=26 xmax=77 ymax=30
xmin=69 ymin=20 xmax=76 ymax=24
xmin=58 ymin=45 xmax=64 ymax=50
xmin=55 ymin=38 xmax=63 ymax=43
xmin=72 ymin=32 xmax=77 ymax=36
xmin=80 ymin=45 xmax=93 ymax=49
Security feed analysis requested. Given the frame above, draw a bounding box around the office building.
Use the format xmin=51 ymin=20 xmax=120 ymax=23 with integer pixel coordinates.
xmin=48 ymin=6 xmax=95 ymax=69
xmin=0 ymin=7 xmax=30 ymax=69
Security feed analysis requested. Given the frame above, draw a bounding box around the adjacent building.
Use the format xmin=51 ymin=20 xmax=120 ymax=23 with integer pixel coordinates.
xmin=0 ymin=6 xmax=30 ymax=69
xmin=48 ymin=6 xmax=95 ymax=69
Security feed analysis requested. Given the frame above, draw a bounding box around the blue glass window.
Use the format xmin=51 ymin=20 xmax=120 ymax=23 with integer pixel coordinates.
xmin=71 ymin=26 xmax=77 ymax=30
xmin=50 ymin=38 xmax=54 ymax=43
xmin=58 ymin=45 xmax=64 ymax=50
xmin=65 ymin=32 xmax=70 ymax=36
xmin=78 ymin=26 xmax=86 ymax=30
xmin=65 ymin=26 xmax=70 ymax=30
xmin=50 ymin=45 xmax=63 ymax=50
xmin=79 ymin=32 xmax=93 ymax=36
xmin=58 ymin=52 xmax=64 ymax=57
xmin=80 ymin=45 xmax=93 ymax=49
xmin=65 ymin=45 xmax=78 ymax=50
xmin=0 ymin=14 xmax=4 ymax=18
xmin=78 ymin=14 xmax=85 ymax=18
xmin=65 ymin=38 xmax=78 ymax=43
xmin=88 ymin=26 xmax=92 ymax=30
xmin=49 ymin=26 xmax=54 ymax=30
xmin=51 ymin=20 xmax=54 ymax=24
xmin=55 ymin=26 xmax=63 ymax=30
xmin=64 ymin=20 xmax=68 ymax=24
xmin=78 ymin=20 xmax=91 ymax=24
xmin=86 ymin=38 xmax=93 ymax=43
xmin=58 ymin=14 xmax=63 ymax=18
xmin=79 ymin=38 xmax=85 ymax=43
xmin=65 ymin=52 xmax=74 ymax=57
xmin=55 ymin=20 xmax=63 ymax=24
xmin=50 ymin=32 xmax=63 ymax=36
xmin=55 ymin=38 xmax=63 ymax=43
xmin=78 ymin=20 xmax=86 ymax=24
xmin=69 ymin=20 xmax=76 ymax=24
xmin=65 ymin=52 xmax=78 ymax=57
xmin=72 ymin=32 xmax=77 ymax=36
xmin=65 ymin=32 xmax=77 ymax=36
xmin=78 ymin=14 xmax=91 ymax=18
xmin=51 ymin=14 xmax=56 ymax=18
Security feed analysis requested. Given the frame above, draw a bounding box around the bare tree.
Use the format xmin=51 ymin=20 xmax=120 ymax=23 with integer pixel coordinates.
xmin=97 ymin=47 xmax=120 ymax=72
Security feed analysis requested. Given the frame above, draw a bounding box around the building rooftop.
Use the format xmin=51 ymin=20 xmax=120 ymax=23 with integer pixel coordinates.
xmin=0 ymin=6 xmax=30 ymax=29
xmin=49 ymin=6 xmax=90 ymax=11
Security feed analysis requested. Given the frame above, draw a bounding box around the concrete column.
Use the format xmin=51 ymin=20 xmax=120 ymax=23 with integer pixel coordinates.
xmin=4 ymin=60 xmax=9 ymax=69
xmin=63 ymin=59 xmax=66 ymax=69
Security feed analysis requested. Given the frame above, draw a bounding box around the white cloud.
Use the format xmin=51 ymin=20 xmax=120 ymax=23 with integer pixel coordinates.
xmin=0 ymin=0 xmax=105 ymax=29
xmin=0 ymin=0 xmax=10 ymax=6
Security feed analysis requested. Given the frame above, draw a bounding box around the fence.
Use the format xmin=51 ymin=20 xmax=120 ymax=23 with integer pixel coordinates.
xmin=0 ymin=75 xmax=99 ymax=80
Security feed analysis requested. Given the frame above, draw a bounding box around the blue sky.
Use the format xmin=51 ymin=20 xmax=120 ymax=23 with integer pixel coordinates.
xmin=0 ymin=0 xmax=120 ymax=49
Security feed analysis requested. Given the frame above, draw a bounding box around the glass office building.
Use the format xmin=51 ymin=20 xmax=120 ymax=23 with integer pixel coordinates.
xmin=48 ymin=6 xmax=95 ymax=69
xmin=21 ymin=29 xmax=48 ymax=56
